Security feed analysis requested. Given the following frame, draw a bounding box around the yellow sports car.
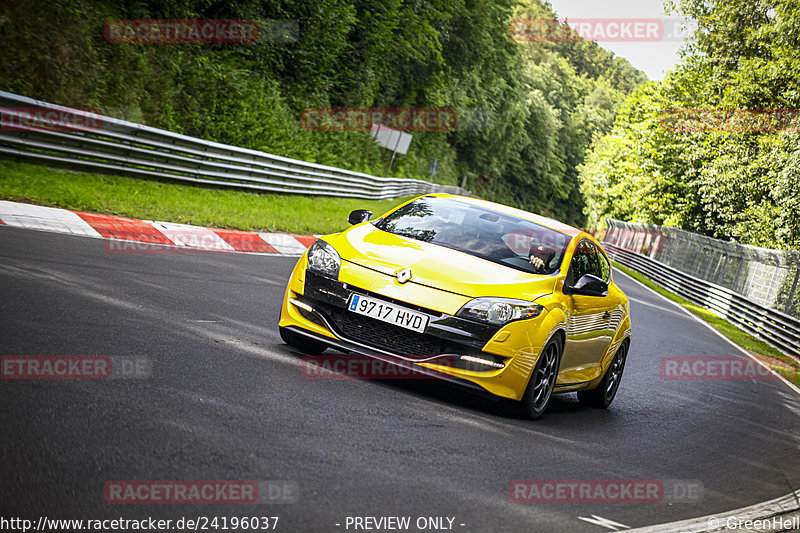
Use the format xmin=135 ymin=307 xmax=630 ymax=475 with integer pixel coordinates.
xmin=279 ymin=194 xmax=631 ymax=419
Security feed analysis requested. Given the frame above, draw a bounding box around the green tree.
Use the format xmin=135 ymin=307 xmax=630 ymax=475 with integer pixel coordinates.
xmin=581 ymin=0 xmax=800 ymax=250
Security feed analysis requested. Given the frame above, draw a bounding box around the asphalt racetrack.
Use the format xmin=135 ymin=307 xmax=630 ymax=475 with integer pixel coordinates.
xmin=1 ymin=226 xmax=799 ymax=531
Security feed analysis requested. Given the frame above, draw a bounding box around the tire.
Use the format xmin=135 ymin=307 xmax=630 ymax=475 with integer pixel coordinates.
xmin=518 ymin=336 xmax=562 ymax=420
xmin=578 ymin=339 xmax=629 ymax=409
xmin=279 ymin=326 xmax=329 ymax=354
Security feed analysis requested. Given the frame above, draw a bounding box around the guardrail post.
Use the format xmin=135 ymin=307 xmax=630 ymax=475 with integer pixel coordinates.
xmin=718 ymin=252 xmax=729 ymax=285
xmin=733 ymin=255 xmax=746 ymax=294
xmin=786 ymin=255 xmax=800 ymax=313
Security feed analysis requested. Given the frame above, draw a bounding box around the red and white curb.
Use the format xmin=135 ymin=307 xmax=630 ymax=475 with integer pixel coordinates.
xmin=0 ymin=200 xmax=318 ymax=255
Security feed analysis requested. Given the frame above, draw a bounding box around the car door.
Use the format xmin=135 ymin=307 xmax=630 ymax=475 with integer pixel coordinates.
xmin=558 ymin=240 xmax=619 ymax=384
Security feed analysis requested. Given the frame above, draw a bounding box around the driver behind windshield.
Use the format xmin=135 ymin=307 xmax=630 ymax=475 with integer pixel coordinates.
xmin=377 ymin=197 xmax=567 ymax=275
xmin=529 ymin=244 xmax=556 ymax=273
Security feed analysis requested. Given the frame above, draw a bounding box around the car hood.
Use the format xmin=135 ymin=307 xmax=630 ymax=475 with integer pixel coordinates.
xmin=323 ymin=224 xmax=557 ymax=300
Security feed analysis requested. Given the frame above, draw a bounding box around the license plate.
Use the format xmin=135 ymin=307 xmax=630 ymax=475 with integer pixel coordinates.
xmin=347 ymin=294 xmax=430 ymax=333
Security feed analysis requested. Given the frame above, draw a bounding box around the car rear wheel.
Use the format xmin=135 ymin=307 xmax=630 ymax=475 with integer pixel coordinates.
xmin=578 ymin=339 xmax=629 ymax=409
xmin=279 ymin=326 xmax=328 ymax=354
xmin=518 ymin=336 xmax=562 ymax=420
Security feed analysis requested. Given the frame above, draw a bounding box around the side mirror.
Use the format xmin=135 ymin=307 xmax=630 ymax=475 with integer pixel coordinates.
xmin=568 ymin=274 xmax=608 ymax=297
xmin=348 ymin=209 xmax=373 ymax=225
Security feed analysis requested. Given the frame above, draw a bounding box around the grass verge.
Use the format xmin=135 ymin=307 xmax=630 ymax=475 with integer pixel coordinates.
xmin=613 ymin=261 xmax=800 ymax=388
xmin=0 ymin=161 xmax=414 ymax=235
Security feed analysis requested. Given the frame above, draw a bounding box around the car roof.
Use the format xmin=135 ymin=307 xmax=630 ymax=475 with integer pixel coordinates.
xmin=425 ymin=194 xmax=583 ymax=237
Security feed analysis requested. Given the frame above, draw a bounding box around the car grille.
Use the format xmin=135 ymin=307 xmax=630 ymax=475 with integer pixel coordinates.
xmin=329 ymin=309 xmax=444 ymax=358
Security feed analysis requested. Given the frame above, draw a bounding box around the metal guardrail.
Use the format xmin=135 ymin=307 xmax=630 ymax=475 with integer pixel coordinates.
xmin=604 ymin=242 xmax=800 ymax=359
xmin=604 ymin=219 xmax=800 ymax=319
xmin=0 ymin=91 xmax=471 ymax=200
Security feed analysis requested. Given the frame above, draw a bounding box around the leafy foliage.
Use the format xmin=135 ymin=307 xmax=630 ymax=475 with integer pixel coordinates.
xmin=0 ymin=0 xmax=645 ymax=225
xmin=580 ymin=0 xmax=800 ymax=250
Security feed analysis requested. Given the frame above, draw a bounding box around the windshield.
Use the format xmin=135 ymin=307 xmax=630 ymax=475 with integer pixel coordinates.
xmin=375 ymin=196 xmax=569 ymax=275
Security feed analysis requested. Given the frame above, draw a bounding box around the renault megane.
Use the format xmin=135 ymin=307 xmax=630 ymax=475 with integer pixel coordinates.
xmin=278 ymin=194 xmax=631 ymax=419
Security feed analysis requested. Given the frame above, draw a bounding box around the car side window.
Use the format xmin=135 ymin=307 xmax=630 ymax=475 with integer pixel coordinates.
xmin=568 ymin=240 xmax=604 ymax=286
xmin=596 ymin=246 xmax=611 ymax=283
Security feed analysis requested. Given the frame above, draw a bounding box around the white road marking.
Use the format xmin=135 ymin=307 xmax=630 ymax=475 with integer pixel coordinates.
xmin=578 ymin=514 xmax=630 ymax=530
xmin=627 ymin=295 xmax=686 ymax=318
xmin=615 ymin=268 xmax=800 ymax=397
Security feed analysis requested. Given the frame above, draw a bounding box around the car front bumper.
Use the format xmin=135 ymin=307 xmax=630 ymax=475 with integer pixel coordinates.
xmin=278 ymin=256 xmax=559 ymax=400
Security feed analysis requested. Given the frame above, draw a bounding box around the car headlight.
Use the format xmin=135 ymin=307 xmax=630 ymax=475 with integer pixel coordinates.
xmin=456 ymin=298 xmax=543 ymax=325
xmin=307 ymin=240 xmax=340 ymax=278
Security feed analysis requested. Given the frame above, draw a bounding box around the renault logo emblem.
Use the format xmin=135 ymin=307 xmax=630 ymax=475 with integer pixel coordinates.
xmin=395 ymin=268 xmax=413 ymax=284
